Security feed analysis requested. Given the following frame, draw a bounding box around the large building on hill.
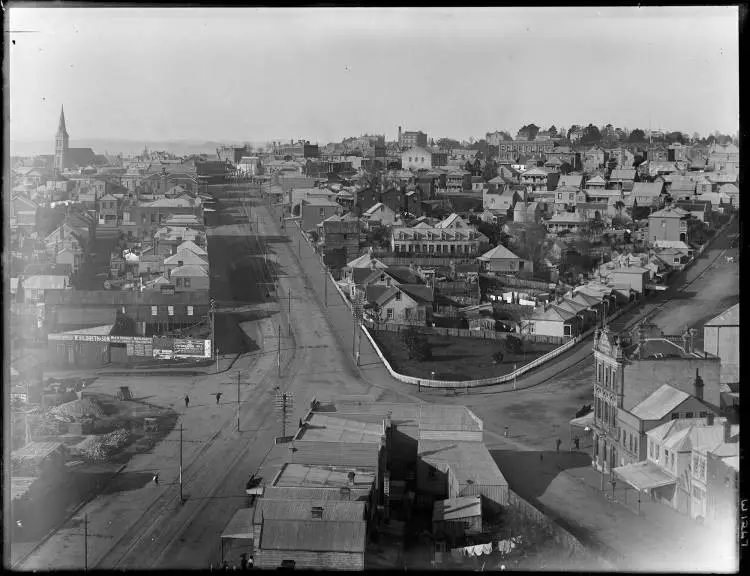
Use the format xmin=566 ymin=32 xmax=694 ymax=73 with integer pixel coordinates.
xmin=54 ymin=106 xmax=105 ymax=172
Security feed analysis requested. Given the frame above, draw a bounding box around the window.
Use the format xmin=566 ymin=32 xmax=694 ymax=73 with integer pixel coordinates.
xmin=168 ymin=306 xmax=174 ymax=316
xmin=685 ymin=411 xmax=693 ymax=419
xmin=395 ymin=291 xmax=401 ymax=301
xmin=151 ymin=306 xmax=158 ymax=316
xmin=386 ymin=308 xmax=394 ymax=319
xmin=187 ymin=306 xmax=194 ymax=316
xmin=596 ymin=363 xmax=601 ymax=382
xmin=175 ymin=278 xmax=182 ymax=287
xmin=671 ymin=413 xmax=679 ymax=420
xmin=184 ymin=278 xmax=191 ymax=288
xmin=405 ymin=308 xmax=411 ymax=319
xmin=699 ymin=411 xmax=707 ymax=418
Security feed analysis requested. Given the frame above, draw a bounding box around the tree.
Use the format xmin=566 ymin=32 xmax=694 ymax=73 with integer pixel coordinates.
xmin=548 ymin=125 xmax=558 ymax=137
xmin=518 ymin=124 xmax=540 ymax=140
xmin=628 ymin=129 xmax=646 ymax=143
xmin=482 ymin=159 xmax=498 ymax=182
xmin=581 ymin=124 xmax=602 ymax=144
xmin=438 ymin=138 xmax=461 ymax=150
xmin=402 ymin=328 xmax=432 ymax=361
xmin=292 ymin=203 xmax=301 ymax=216
xmin=464 ymin=160 xmax=474 ymax=172
xmin=504 ymin=334 xmax=523 ymax=355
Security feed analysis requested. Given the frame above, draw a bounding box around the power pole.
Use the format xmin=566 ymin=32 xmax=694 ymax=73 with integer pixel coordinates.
xmin=277 ymin=324 xmax=281 ymax=378
xmin=324 ymin=265 xmax=328 ymax=307
xmin=275 ymin=389 xmax=294 ymax=439
xmin=236 ymin=372 xmax=241 ymax=432
xmin=288 ymin=288 xmax=292 ymax=336
xmin=179 ymin=423 xmax=183 ymax=503
xmin=84 ymin=512 xmax=88 ymax=571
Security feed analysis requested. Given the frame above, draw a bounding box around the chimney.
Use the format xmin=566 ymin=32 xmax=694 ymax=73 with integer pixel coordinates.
xmin=706 ymin=412 xmax=714 ymax=426
xmin=723 ymin=419 xmax=732 ymax=443
xmin=177 ymin=260 xmax=184 ymax=267
xmin=693 ymin=368 xmax=704 ymax=401
xmin=311 ymin=506 xmax=324 ymax=519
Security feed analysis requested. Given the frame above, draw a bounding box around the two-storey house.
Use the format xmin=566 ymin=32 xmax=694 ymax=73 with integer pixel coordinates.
xmin=647 ymin=206 xmax=690 ymax=245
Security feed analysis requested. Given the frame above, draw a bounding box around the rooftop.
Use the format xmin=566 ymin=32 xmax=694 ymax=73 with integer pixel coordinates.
xmin=418 ymin=440 xmax=508 ymax=488
xmin=259 ymin=519 xmax=366 ymax=553
xmin=255 ymin=499 xmax=366 ymax=523
xmin=630 ymin=384 xmax=691 ymax=421
xmin=705 ymin=303 xmax=739 ymax=327
xmin=272 ymin=463 xmax=376 ymax=490
xmin=297 ymin=413 xmax=383 ymax=444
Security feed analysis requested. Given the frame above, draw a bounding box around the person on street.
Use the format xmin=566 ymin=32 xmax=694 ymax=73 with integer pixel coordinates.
xmin=153 ymin=472 xmax=160 ymax=485
xmin=299 ymin=418 xmax=303 ymax=429
xmin=574 ymin=437 xmax=580 ymax=450
xmin=504 ymin=426 xmax=509 ymax=438
xmin=539 ymin=452 xmax=543 ymax=462
xmin=248 ymin=556 xmax=254 ymax=569
xmin=240 ymin=554 xmax=248 ymax=570
xmin=216 ymin=392 xmax=223 ymax=405
xmin=185 ymin=395 xmax=190 ymax=408
xmin=556 ymin=438 xmax=561 ymax=453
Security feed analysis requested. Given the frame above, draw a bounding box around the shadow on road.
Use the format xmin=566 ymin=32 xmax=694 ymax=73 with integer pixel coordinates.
xmin=490 ymin=449 xmax=591 ymax=500
xmin=97 ymin=471 xmax=155 ymax=496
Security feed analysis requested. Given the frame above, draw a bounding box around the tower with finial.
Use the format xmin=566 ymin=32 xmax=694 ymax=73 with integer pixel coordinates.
xmin=55 ymin=105 xmax=69 ymax=173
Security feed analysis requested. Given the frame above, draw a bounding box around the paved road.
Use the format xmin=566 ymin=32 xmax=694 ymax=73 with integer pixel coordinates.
xmin=273 ymin=199 xmax=738 ymax=572
xmin=17 ymin=188 xmax=372 ymax=571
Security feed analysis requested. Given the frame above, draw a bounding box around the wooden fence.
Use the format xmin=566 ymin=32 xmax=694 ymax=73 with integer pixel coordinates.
xmin=369 ymin=322 xmax=567 ymax=345
xmin=488 ymin=274 xmax=561 ymax=292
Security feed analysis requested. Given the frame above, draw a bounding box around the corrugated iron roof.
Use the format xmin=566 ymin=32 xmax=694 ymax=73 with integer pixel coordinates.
xmin=418 ymin=440 xmax=507 ymax=488
xmin=705 ymin=303 xmax=739 ymax=327
xmin=298 ymin=414 xmax=383 ymax=444
xmin=256 ymin=499 xmax=366 ymax=523
xmin=273 ymin=463 xmax=376 ymax=489
xmin=259 ymin=519 xmax=366 ymax=553
xmin=630 ymin=384 xmax=691 ymax=421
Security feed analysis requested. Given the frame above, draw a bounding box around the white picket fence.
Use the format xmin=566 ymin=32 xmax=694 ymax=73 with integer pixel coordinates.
xmin=297 ymin=219 xmax=639 ymax=390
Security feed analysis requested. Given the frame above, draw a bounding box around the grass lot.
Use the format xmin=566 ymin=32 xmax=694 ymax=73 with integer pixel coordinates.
xmin=371 ymin=330 xmax=559 ymax=382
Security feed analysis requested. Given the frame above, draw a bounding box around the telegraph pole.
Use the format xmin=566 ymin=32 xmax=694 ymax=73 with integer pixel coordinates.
xmin=288 ymin=288 xmax=292 ymax=336
xmin=324 ymin=265 xmax=328 ymax=307
xmin=277 ymin=324 xmax=281 ymax=378
xmin=84 ymin=513 xmax=88 ymax=571
xmin=236 ymin=372 xmax=241 ymax=433
xmin=179 ymin=423 xmax=184 ymax=503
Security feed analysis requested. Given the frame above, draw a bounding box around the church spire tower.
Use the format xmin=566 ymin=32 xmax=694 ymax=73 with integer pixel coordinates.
xmin=55 ymin=105 xmax=69 ymax=173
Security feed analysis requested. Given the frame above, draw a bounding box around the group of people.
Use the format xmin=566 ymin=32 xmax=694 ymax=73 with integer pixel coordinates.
xmin=212 ymin=554 xmax=253 ymax=571
xmin=184 ymin=393 xmax=224 ymax=408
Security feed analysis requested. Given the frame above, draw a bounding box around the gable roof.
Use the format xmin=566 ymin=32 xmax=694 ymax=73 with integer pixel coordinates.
xmin=478 ymin=244 xmax=521 ymax=261
xmin=346 ymin=252 xmax=387 ymax=269
xmin=630 ymin=384 xmax=691 ymax=421
xmin=169 ymin=264 xmax=208 ymax=277
xmin=418 ymin=440 xmax=507 ymax=488
xmin=558 ymin=174 xmax=584 ymax=188
xmin=650 ymin=206 xmax=689 ymax=219
xmin=531 ymin=305 xmax=576 ymax=322
xmin=586 ymin=175 xmax=606 ymax=186
xmin=705 ymin=303 xmax=739 ymax=327
xmin=632 ymin=182 xmax=664 ymax=197
xmin=610 ymin=168 xmax=637 ymax=180
xmin=176 ymin=239 xmax=207 ymax=256
xmin=433 ymin=495 xmax=482 ymax=522
xmin=259 ymin=519 xmax=366 ymax=553
xmin=164 ymin=251 xmax=208 ymax=266
xmin=398 ymin=284 xmax=434 ymax=303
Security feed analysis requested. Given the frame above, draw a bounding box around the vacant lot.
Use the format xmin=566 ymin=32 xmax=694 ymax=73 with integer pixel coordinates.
xmin=371 ymin=330 xmax=559 ymax=382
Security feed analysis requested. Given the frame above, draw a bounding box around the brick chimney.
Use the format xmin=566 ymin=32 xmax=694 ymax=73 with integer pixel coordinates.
xmin=693 ymin=368 xmax=704 ymax=401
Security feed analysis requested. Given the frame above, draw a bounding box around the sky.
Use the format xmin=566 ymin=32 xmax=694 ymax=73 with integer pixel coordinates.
xmin=8 ymin=6 xmax=740 ymax=148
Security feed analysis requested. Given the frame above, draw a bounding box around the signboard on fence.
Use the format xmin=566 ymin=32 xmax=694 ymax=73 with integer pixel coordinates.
xmin=48 ymin=333 xmax=153 ymax=344
xmin=173 ymin=339 xmax=209 ymax=357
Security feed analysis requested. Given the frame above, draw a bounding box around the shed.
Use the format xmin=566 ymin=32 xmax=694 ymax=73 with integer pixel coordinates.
xmin=417 ymin=440 xmax=508 ymax=511
xmin=432 ymin=495 xmax=482 ymax=540
xmin=220 ymin=507 xmax=256 ymax=565
xmin=255 ymin=519 xmax=366 ymax=571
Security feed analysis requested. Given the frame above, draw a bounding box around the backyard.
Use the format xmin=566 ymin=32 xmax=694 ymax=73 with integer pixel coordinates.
xmin=370 ymin=330 xmax=560 ymax=382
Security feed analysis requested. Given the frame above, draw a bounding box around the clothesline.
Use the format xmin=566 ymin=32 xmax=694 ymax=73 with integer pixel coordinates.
xmin=449 ymin=536 xmax=523 ymax=560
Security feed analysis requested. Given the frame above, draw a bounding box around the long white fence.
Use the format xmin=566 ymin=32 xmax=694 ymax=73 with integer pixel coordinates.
xmin=296 ymin=220 xmax=637 ymax=390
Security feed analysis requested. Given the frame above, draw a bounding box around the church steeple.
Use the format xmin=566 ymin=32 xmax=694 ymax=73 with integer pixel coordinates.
xmin=55 ymin=105 xmax=70 ymax=173
xmin=58 ymin=105 xmax=68 ymax=135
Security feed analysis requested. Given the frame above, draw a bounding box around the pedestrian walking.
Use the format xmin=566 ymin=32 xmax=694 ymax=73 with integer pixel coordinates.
xmin=556 ymin=438 xmax=561 ymax=453
xmin=216 ymin=392 xmax=223 ymax=405
xmin=574 ymin=437 xmax=580 ymax=450
xmin=299 ymin=418 xmax=303 ymax=429
xmin=153 ymin=472 xmax=160 ymax=485
xmin=185 ymin=394 xmax=190 ymax=408
xmin=539 ymin=452 xmax=543 ymax=462
xmin=504 ymin=426 xmax=509 ymax=438
xmin=240 ymin=554 xmax=248 ymax=570
xmin=248 ymin=556 xmax=254 ymax=569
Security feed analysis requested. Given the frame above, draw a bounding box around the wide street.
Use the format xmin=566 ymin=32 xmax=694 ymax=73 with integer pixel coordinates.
xmin=18 ymin=185 xmax=737 ymax=572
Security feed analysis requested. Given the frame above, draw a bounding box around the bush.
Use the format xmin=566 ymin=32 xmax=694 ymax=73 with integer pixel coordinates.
xmin=504 ymin=335 xmax=523 ymax=355
xmin=402 ymin=328 xmax=432 ymax=362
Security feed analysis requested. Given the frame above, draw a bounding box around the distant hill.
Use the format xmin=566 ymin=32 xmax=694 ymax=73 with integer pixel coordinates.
xmin=10 ymin=139 xmax=268 ymax=158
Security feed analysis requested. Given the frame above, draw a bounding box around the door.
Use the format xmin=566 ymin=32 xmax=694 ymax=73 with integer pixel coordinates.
xmin=67 ymin=344 xmax=75 ymax=365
